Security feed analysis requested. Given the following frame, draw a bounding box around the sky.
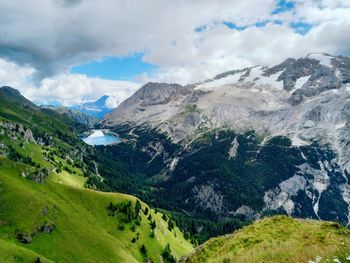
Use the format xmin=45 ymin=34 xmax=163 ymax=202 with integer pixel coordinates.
xmin=0 ymin=0 xmax=349 ymax=107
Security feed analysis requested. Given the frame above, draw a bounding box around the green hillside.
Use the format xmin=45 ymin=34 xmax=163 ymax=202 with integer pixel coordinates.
xmin=0 ymin=86 xmax=79 ymax=135
xmin=180 ymin=216 xmax=350 ymax=263
xmin=0 ymin=86 xmax=193 ymax=262
xmin=0 ymin=157 xmax=193 ymax=262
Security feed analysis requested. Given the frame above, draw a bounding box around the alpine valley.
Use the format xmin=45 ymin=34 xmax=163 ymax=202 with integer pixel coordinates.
xmin=0 ymin=86 xmax=193 ymax=262
xmin=101 ymin=53 xmax=350 ymax=232
xmin=1 ymin=53 xmax=350 ymax=262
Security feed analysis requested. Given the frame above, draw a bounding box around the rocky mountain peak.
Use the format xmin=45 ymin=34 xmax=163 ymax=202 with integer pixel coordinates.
xmin=103 ymin=54 xmax=350 ymax=153
xmin=129 ymin=82 xmax=192 ymax=107
xmin=100 ymin=54 xmax=350 ymax=227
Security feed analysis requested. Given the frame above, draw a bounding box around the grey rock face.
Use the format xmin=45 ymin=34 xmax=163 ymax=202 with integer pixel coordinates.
xmin=231 ymin=205 xmax=259 ymax=220
xmin=16 ymin=233 xmax=32 ymax=244
xmin=27 ymin=168 xmax=49 ymax=183
xmin=289 ymin=89 xmax=303 ymax=106
xmin=266 ymin=57 xmax=319 ymax=91
xmin=41 ymin=223 xmax=56 ymax=234
xmin=104 ymin=53 xmax=350 ymax=142
xmin=228 ymin=137 xmax=239 ymax=159
xmin=103 ymin=54 xmax=350 ymax=223
xmin=24 ymin=129 xmax=36 ymax=143
xmin=263 ymin=54 xmax=346 ymax=105
xmin=102 ymin=82 xmax=194 ymax=130
xmin=126 ymin=82 xmax=191 ymax=107
xmin=193 ymin=183 xmax=224 ymax=214
xmin=307 ymin=106 xmax=322 ymax=122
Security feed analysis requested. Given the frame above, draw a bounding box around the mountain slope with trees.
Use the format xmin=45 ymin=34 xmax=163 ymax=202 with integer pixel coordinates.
xmin=0 ymin=86 xmax=193 ymax=262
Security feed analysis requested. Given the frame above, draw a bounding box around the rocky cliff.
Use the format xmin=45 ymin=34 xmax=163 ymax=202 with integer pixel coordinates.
xmin=102 ymin=53 xmax=350 ymax=226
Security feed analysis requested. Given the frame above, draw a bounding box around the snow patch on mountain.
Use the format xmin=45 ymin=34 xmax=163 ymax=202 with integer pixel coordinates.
xmin=307 ymin=53 xmax=334 ymax=68
xmin=290 ymin=75 xmax=311 ymax=94
xmin=195 ymin=66 xmax=285 ymax=91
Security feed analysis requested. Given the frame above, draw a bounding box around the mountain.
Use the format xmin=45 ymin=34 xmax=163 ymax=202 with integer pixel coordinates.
xmin=42 ymin=105 xmax=98 ymax=129
xmin=101 ymin=53 xmax=350 ymax=231
xmin=0 ymin=87 xmax=193 ymax=262
xmin=70 ymin=95 xmax=119 ymax=119
xmin=1 ymin=77 xmax=349 ymax=262
xmin=0 ymin=86 xmax=87 ymax=137
xmin=179 ymin=216 xmax=350 ymax=263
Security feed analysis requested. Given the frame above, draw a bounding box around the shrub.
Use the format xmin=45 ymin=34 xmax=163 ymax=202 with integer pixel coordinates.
xmin=162 ymin=244 xmax=176 ymax=263
xmin=135 ymin=200 xmax=142 ymax=215
xmin=107 ymin=201 xmax=137 ymax=224
xmin=150 ymin=220 xmax=156 ymax=230
xmin=118 ymin=223 xmax=125 ymax=231
xmin=168 ymin=220 xmax=175 ymax=231
xmin=140 ymin=244 xmax=147 ymax=257
xmin=184 ymin=231 xmax=191 ymax=240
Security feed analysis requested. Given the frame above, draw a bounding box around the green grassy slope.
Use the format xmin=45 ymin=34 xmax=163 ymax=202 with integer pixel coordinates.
xmin=0 ymin=87 xmax=193 ymax=262
xmin=0 ymin=86 xmax=75 ymax=136
xmin=180 ymin=216 xmax=350 ymax=263
xmin=0 ymin=238 xmax=53 ymax=263
xmin=0 ymin=157 xmax=193 ymax=262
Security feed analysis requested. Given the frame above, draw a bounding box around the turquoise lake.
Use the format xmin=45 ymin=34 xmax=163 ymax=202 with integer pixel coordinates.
xmin=82 ymin=130 xmax=120 ymax=146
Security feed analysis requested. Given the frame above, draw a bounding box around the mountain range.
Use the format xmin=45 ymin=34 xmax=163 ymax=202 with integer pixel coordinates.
xmin=101 ymin=53 xmax=350 ymax=227
xmin=69 ymin=95 xmax=119 ymax=119
xmin=1 ymin=53 xmax=350 ymax=262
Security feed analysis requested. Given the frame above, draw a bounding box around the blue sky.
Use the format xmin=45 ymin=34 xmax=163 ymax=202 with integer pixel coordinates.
xmin=273 ymin=0 xmax=295 ymax=14
xmin=71 ymin=53 xmax=157 ymax=81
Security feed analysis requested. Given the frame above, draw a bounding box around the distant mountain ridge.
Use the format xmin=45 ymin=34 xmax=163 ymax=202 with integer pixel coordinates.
xmin=70 ymin=95 xmax=119 ymax=119
xmin=42 ymin=105 xmax=98 ymax=128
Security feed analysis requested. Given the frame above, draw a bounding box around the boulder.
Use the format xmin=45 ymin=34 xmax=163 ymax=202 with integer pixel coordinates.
xmin=16 ymin=233 xmax=32 ymax=244
xmin=41 ymin=223 xmax=56 ymax=234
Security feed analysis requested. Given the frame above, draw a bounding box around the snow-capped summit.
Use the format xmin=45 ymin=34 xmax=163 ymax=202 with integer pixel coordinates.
xmin=306 ymin=53 xmax=335 ymax=68
xmin=103 ymin=54 xmax=350 ymax=168
xmin=70 ymin=95 xmax=119 ymax=118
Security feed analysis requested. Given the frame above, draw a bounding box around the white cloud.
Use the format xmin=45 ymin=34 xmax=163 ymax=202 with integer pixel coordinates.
xmin=0 ymin=58 xmax=139 ymax=106
xmin=0 ymin=0 xmax=277 ymax=80
xmin=140 ymin=20 xmax=350 ymax=84
xmin=294 ymin=0 xmax=350 ymax=24
xmin=0 ymin=0 xmax=349 ymax=104
xmin=105 ymin=96 xmax=121 ymax=109
xmin=31 ymin=75 xmax=140 ymax=106
xmin=0 ymin=59 xmax=35 ymax=87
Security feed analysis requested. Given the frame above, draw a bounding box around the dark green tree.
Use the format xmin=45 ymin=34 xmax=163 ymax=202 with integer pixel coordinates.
xmin=162 ymin=243 xmax=176 ymax=263
xmin=135 ymin=200 xmax=142 ymax=216
xmin=140 ymin=244 xmax=147 ymax=257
